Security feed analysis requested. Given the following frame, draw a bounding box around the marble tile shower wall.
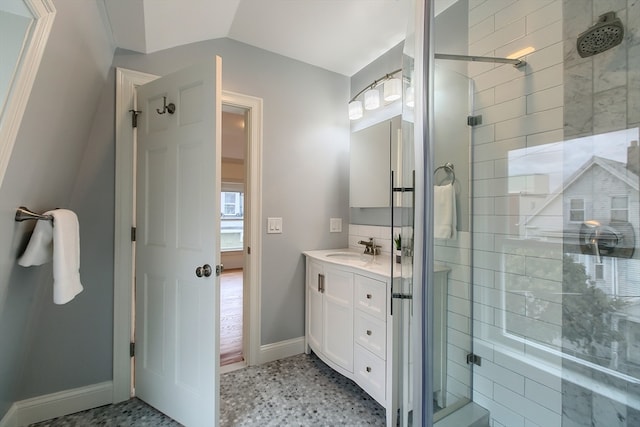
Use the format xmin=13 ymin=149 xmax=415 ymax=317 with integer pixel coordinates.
xmin=564 ymin=0 xmax=640 ymax=137
xmin=561 ymin=1 xmax=640 ymax=426
xmin=466 ymin=1 xmax=566 ymax=427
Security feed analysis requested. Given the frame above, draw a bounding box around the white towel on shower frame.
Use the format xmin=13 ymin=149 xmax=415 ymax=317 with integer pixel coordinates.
xmin=434 ymin=183 xmax=457 ymax=239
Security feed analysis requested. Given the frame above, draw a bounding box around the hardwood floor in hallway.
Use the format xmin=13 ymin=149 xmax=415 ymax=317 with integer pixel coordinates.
xmin=220 ymin=268 xmax=243 ymax=366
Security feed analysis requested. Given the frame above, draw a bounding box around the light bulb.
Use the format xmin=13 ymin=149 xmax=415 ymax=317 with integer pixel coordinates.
xmin=364 ymin=88 xmax=380 ymax=110
xmin=405 ymin=86 xmax=415 ymax=108
xmin=348 ymin=100 xmax=363 ymax=120
xmin=384 ymin=78 xmax=402 ymax=102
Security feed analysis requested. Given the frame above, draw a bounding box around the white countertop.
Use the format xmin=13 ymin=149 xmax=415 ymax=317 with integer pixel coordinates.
xmin=303 ymin=248 xmax=450 ymax=279
xmin=303 ymin=248 xmax=396 ymax=278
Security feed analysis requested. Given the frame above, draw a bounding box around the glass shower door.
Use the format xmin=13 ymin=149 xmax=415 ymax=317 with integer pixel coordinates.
xmin=431 ymin=64 xmax=474 ymax=422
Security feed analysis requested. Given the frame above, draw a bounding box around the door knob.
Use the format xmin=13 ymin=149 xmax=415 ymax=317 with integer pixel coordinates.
xmin=195 ymin=264 xmax=212 ymax=278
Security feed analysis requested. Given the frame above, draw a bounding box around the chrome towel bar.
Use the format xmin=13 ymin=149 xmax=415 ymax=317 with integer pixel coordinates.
xmin=434 ymin=162 xmax=455 ymax=185
xmin=15 ymin=206 xmax=54 ymax=222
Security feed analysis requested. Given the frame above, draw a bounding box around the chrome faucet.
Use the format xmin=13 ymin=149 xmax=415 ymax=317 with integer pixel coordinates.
xmin=358 ymin=237 xmax=381 ymax=255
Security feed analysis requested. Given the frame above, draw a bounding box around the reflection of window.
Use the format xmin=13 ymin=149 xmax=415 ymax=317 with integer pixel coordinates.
xmin=221 ymin=182 xmax=244 ymax=251
xmin=595 ymin=263 xmax=604 ymax=280
xmin=570 ymin=198 xmax=585 ymax=222
xmin=611 ymin=196 xmax=628 ymax=222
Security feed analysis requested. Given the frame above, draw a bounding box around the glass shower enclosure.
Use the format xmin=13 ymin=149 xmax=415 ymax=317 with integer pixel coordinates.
xmin=425 ymin=0 xmax=640 ymax=426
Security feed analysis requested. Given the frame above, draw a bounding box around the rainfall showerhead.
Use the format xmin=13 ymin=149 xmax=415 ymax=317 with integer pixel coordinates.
xmin=577 ymin=11 xmax=624 ymax=58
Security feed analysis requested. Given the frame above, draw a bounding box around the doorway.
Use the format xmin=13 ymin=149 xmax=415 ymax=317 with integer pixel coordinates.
xmin=112 ymin=67 xmax=264 ymax=403
xmin=220 ymin=105 xmax=249 ymax=368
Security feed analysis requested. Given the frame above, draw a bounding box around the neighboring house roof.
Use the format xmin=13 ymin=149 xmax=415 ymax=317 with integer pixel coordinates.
xmin=522 ymin=156 xmax=639 ymax=226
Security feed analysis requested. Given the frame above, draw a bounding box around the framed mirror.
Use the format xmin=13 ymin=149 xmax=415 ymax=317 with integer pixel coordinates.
xmin=0 ymin=0 xmax=55 ymax=187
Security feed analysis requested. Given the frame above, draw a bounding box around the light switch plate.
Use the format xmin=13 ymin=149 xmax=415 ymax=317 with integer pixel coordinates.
xmin=329 ymin=217 xmax=342 ymax=233
xmin=267 ymin=217 xmax=283 ymax=234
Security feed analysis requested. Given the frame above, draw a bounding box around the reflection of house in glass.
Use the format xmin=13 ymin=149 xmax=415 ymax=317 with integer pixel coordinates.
xmin=508 ymin=140 xmax=640 ymax=373
xmin=518 ymin=146 xmax=639 ymax=300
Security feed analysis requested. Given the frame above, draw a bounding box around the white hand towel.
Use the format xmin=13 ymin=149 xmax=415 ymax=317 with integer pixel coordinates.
xmin=18 ymin=214 xmax=54 ymax=266
xmin=434 ymin=184 xmax=457 ymax=239
xmin=50 ymin=209 xmax=84 ymax=304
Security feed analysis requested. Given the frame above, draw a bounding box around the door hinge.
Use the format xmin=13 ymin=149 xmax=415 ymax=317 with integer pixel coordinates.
xmin=466 ymin=353 xmax=482 ymax=366
xmin=131 ymin=226 xmax=136 ymax=242
xmin=130 ymin=342 xmax=135 ymax=357
xmin=247 ymin=246 xmax=251 ymax=254
xmin=129 ymin=109 xmax=141 ymax=128
xmin=467 ymin=115 xmax=482 ymax=127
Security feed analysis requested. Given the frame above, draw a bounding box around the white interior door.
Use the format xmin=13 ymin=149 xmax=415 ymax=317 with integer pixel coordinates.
xmin=135 ymin=57 xmax=222 ymax=427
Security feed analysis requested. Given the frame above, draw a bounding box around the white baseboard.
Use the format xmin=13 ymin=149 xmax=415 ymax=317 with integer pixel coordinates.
xmin=259 ymin=336 xmax=305 ymax=364
xmin=0 ymin=381 xmax=113 ymax=427
xmin=0 ymin=340 xmax=304 ymax=427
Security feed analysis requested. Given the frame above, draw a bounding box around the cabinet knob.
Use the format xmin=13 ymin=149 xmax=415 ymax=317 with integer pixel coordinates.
xmin=366 ymin=293 xmax=372 ymax=299
xmin=366 ymin=330 xmax=372 ymax=336
xmin=366 ymin=366 xmax=372 ymax=373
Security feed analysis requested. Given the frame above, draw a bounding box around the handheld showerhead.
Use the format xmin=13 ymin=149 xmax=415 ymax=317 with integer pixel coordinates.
xmin=577 ymin=11 xmax=624 ymax=58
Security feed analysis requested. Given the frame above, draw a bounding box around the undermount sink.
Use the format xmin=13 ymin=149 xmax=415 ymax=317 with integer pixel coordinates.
xmin=324 ymin=251 xmax=379 ymax=266
xmin=325 ymin=252 xmax=368 ymax=260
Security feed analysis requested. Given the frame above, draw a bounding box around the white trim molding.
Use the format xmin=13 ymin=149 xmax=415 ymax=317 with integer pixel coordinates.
xmin=0 ymin=0 xmax=56 ymax=189
xmin=259 ymin=337 xmax=305 ymax=365
xmin=112 ymin=67 xmax=159 ymax=404
xmin=0 ymin=382 xmax=112 ymax=427
xmin=222 ymin=90 xmax=264 ymax=367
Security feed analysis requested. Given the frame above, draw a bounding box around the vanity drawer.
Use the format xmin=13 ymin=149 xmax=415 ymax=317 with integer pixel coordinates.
xmin=355 ymin=275 xmax=386 ymax=319
xmin=354 ymin=344 xmax=386 ymax=405
xmin=354 ymin=311 xmax=386 ymax=359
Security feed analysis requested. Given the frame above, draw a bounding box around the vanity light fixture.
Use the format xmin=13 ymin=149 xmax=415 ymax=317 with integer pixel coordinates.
xmin=348 ymin=68 xmax=402 ymax=120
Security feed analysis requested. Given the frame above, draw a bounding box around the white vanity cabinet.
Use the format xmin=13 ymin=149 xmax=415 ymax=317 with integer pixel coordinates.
xmin=305 ymin=250 xmax=451 ymax=426
xmin=304 ymin=250 xmax=395 ymax=421
xmin=352 ymin=274 xmax=388 ymax=404
xmin=306 ymin=259 xmax=354 ymax=373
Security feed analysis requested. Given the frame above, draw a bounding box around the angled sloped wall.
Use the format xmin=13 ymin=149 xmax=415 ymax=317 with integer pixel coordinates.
xmin=0 ymin=0 xmax=114 ymax=416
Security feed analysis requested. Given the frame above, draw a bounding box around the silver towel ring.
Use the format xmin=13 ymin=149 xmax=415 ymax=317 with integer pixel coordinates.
xmin=434 ymin=162 xmax=455 ymax=185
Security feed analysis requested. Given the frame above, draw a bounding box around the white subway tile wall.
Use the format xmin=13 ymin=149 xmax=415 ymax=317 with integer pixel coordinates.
xmin=460 ymin=1 xmax=566 ymax=426
xmin=348 ymin=224 xmax=399 ymax=255
xmin=459 ymin=0 xmax=638 ymax=425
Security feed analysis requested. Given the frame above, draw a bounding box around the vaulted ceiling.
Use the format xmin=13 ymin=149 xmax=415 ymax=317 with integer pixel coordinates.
xmin=102 ymin=0 xmax=413 ymax=76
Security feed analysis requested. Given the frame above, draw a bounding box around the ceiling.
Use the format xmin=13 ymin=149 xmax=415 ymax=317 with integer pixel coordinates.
xmin=102 ymin=0 xmax=413 ymax=76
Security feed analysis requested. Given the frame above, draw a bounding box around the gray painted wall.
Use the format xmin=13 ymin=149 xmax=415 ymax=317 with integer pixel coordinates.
xmin=110 ymin=38 xmax=351 ymax=345
xmin=0 ymin=2 xmax=361 ymax=418
xmin=0 ymin=0 xmax=114 ymax=414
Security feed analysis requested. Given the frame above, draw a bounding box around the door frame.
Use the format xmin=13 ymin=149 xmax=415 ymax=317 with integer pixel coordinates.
xmin=112 ymin=67 xmax=263 ymax=403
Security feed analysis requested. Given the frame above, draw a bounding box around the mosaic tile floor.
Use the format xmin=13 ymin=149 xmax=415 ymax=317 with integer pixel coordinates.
xmin=30 ymin=353 xmax=385 ymax=427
